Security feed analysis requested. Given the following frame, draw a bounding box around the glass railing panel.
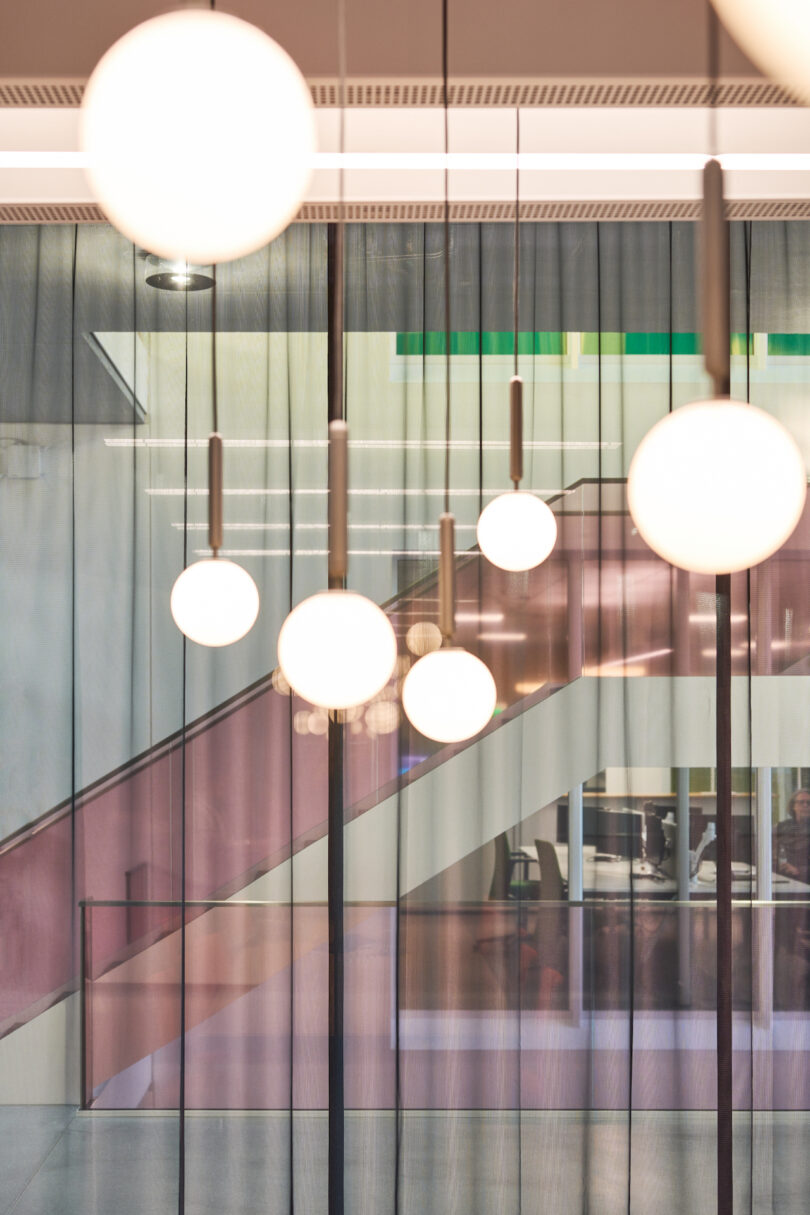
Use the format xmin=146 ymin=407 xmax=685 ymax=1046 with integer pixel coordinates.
xmin=82 ymin=900 xmax=328 ymax=1111
xmin=13 ymin=479 xmax=810 ymax=1046
xmin=81 ymin=899 xmax=810 ymax=1112
xmin=0 ymin=810 xmax=74 ymax=1033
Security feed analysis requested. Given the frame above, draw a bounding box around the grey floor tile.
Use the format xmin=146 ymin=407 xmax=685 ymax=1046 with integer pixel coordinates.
xmin=3 ymin=1108 xmax=810 ymax=1215
xmin=7 ymin=1116 xmax=179 ymax=1215
xmin=0 ymin=1106 xmax=76 ymax=1215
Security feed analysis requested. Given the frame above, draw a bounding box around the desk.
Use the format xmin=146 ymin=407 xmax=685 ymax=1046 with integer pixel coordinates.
xmin=520 ymin=844 xmax=810 ymax=898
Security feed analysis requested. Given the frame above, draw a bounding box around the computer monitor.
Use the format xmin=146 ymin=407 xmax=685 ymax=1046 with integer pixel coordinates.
xmin=595 ymin=807 xmax=646 ymax=859
xmin=556 ymin=802 xmax=645 ymax=858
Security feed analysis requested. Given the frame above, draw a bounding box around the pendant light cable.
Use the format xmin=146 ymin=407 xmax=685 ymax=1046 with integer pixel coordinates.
xmin=211 ymin=267 xmax=218 ymax=435
xmin=707 ymin=1 xmax=719 ymax=159
xmin=442 ymin=0 xmax=451 ymax=518
xmin=208 ymin=268 xmax=223 ymax=558
xmin=400 ymin=0 xmax=495 ymax=742
xmin=178 ymin=255 xmax=190 ymax=1215
xmin=703 ymin=2 xmax=730 ymax=401
xmin=513 ymin=107 xmax=520 ymax=379
xmin=512 ymin=106 xmax=523 ymax=1208
xmin=438 ymin=0 xmax=455 ymax=641
xmin=510 ymin=108 xmax=523 ymax=490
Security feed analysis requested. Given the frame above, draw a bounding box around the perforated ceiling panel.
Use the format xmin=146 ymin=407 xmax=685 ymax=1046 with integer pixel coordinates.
xmin=5 ymin=200 xmax=810 ymax=224
xmin=0 ymin=75 xmax=798 ymax=108
xmin=307 ymin=77 xmax=798 ymax=108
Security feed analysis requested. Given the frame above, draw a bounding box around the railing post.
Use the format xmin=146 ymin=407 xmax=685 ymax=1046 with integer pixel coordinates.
xmin=566 ymin=556 xmax=584 ymax=1026
xmin=80 ymin=901 xmax=89 ymax=1109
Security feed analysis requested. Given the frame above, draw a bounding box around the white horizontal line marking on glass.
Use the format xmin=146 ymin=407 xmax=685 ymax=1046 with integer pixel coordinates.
xmin=456 ymin=611 xmax=505 ymax=623
xmin=106 ymin=437 xmax=619 ymax=451
xmin=193 ymin=549 xmax=472 ymax=557
xmin=172 ymin=521 xmax=477 ymax=531
xmin=148 ymin=486 xmax=569 ymax=497
xmin=477 ymin=632 xmax=528 ymax=642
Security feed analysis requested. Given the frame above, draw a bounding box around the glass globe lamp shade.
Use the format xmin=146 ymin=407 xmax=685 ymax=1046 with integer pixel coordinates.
xmin=277 ymin=590 xmax=397 ymax=710
xmin=170 ymin=559 xmax=260 ymax=646
xmin=477 ymin=490 xmax=557 ymax=572
xmin=402 ymin=648 xmax=497 ymax=744
xmin=81 ymin=10 xmax=316 ymax=263
xmin=627 ymin=399 xmax=807 ymax=574
xmin=406 ymin=620 xmax=443 ymax=657
xmin=711 ymin=0 xmax=810 ymax=103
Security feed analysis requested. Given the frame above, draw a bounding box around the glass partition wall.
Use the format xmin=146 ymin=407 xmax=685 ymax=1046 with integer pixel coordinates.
xmin=2 ymin=221 xmax=810 ymax=1214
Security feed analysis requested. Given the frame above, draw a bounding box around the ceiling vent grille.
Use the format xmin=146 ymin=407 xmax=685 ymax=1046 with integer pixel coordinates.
xmin=0 ymin=75 xmax=798 ymax=109
xmin=306 ymin=76 xmax=798 ymax=108
xmin=4 ymin=200 xmax=810 ymax=225
xmin=0 ymin=79 xmax=84 ymax=106
xmin=297 ymin=199 xmax=810 ymax=222
xmin=0 ymin=202 xmax=105 ymax=222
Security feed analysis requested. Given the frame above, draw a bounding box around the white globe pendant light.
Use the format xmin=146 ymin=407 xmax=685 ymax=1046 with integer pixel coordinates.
xmin=628 ymin=157 xmax=806 ymax=574
xmin=476 ymin=115 xmax=556 ymax=573
xmin=81 ymin=10 xmax=316 ymax=263
xmin=478 ymin=485 xmax=557 ymax=572
xmin=628 ymin=398 xmax=806 ymax=574
xmin=278 ymin=589 xmax=396 ymax=710
xmin=171 ymin=556 xmax=259 ymax=647
xmin=402 ymin=16 xmax=496 ymax=746
xmin=711 ymin=0 xmax=810 ymax=103
xmin=277 ymin=422 xmax=397 ymax=710
xmin=476 ymin=378 xmax=557 ymax=571
xmin=171 ymin=433 xmax=259 ymax=646
xmin=402 ymin=516 xmax=497 ymax=744
xmin=402 ymin=647 xmax=496 ymax=744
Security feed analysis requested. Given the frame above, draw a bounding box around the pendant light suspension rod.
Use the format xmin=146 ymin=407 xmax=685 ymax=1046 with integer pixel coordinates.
xmin=510 ymin=376 xmax=523 ymax=487
xmin=702 ymin=158 xmax=731 ymax=398
xmin=328 ymin=420 xmax=348 ymax=583
xmin=439 ymin=513 xmax=456 ymax=641
xmin=208 ymin=433 xmax=223 ymax=553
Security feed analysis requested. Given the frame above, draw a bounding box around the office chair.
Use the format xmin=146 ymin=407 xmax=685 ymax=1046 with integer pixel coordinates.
xmin=531 ymin=838 xmax=568 ymax=1003
xmin=533 ymin=838 xmax=568 ymax=901
xmin=473 ymin=833 xmax=539 ymax=952
xmin=489 ymin=831 xmax=541 ymax=901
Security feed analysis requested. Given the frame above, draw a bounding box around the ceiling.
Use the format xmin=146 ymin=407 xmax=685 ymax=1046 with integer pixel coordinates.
xmin=0 ymin=0 xmax=777 ymax=97
xmin=2 ymin=0 xmax=810 ymax=221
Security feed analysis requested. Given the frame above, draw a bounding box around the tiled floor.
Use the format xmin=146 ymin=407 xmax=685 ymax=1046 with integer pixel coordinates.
xmin=1 ymin=1108 xmax=808 ymax=1215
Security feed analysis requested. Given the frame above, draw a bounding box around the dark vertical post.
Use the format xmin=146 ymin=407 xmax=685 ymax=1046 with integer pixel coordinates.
xmin=327 ymin=221 xmax=345 ymax=1215
xmin=703 ymin=154 xmax=733 ymax=1215
xmin=716 ymin=573 xmax=733 ymax=1215
xmin=80 ymin=901 xmax=88 ymax=1109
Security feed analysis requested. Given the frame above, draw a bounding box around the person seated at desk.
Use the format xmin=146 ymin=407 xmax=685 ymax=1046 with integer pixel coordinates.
xmin=775 ymin=789 xmax=810 ymax=884
xmin=774 ymin=790 xmax=810 ymax=1008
